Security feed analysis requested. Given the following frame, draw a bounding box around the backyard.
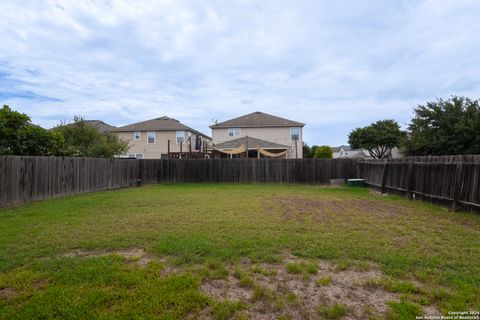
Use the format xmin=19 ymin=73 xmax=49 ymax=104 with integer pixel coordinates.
xmin=0 ymin=184 xmax=479 ymax=319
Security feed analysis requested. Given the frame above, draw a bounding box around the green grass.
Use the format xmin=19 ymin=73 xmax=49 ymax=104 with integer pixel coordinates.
xmin=286 ymin=261 xmax=318 ymax=279
xmin=1 ymin=183 xmax=480 ymax=318
xmin=386 ymin=301 xmax=423 ymax=320
xmin=317 ymin=303 xmax=348 ymax=319
xmin=316 ymin=276 xmax=332 ymax=286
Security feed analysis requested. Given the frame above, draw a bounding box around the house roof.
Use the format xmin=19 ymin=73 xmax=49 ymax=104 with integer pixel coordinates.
xmin=214 ymin=136 xmax=289 ymax=150
xmin=50 ymin=120 xmax=116 ymax=133
xmin=331 ymin=147 xmax=341 ymax=153
xmin=84 ymin=120 xmax=117 ymax=133
xmin=115 ymin=116 xmax=210 ymax=139
xmin=210 ymin=111 xmax=305 ymax=128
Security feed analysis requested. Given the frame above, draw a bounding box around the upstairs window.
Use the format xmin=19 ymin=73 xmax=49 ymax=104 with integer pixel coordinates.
xmin=176 ymin=130 xmax=185 ymax=144
xmin=228 ymin=128 xmax=241 ymax=137
xmin=147 ymin=131 xmax=155 ymax=144
xmin=134 ymin=131 xmax=141 ymax=140
xmin=290 ymin=127 xmax=300 ymax=141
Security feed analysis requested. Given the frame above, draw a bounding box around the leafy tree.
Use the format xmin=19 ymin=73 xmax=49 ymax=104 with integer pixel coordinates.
xmin=0 ymin=105 xmax=65 ymax=156
xmin=302 ymin=142 xmax=313 ymax=158
xmin=54 ymin=116 xmax=128 ymax=158
xmin=17 ymin=126 xmax=65 ymax=156
xmin=302 ymin=143 xmax=321 ymax=158
xmin=314 ymin=145 xmax=333 ymax=158
xmin=302 ymin=142 xmax=312 ymax=158
xmin=311 ymin=145 xmax=320 ymax=156
xmin=403 ymin=96 xmax=480 ymax=156
xmin=348 ymin=119 xmax=403 ymax=159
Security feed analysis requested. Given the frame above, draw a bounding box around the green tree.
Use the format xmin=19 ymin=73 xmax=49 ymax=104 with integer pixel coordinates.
xmin=302 ymin=143 xmax=321 ymax=158
xmin=54 ymin=116 xmax=128 ymax=158
xmin=314 ymin=145 xmax=333 ymax=158
xmin=348 ymin=119 xmax=403 ymax=159
xmin=403 ymin=96 xmax=480 ymax=156
xmin=302 ymin=142 xmax=313 ymax=158
xmin=0 ymin=105 xmax=65 ymax=156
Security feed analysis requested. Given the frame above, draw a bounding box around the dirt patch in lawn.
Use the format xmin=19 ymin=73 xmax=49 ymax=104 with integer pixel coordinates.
xmin=62 ymin=248 xmax=154 ymax=267
xmin=0 ymin=287 xmax=16 ymax=299
xmin=200 ymin=275 xmax=252 ymax=301
xmin=199 ymin=256 xmax=410 ymax=319
xmin=263 ymin=197 xmax=408 ymax=222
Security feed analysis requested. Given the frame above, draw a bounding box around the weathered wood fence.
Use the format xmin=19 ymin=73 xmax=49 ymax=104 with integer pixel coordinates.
xmin=358 ymin=155 xmax=480 ymax=211
xmin=0 ymin=157 xmax=139 ymax=207
xmin=2 ymin=155 xmax=479 ymax=211
xmin=0 ymin=156 xmax=357 ymax=207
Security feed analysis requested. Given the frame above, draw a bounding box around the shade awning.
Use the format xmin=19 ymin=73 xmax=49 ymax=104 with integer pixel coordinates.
xmin=212 ymin=144 xmax=246 ymax=155
xmin=257 ymin=147 xmax=289 ymax=158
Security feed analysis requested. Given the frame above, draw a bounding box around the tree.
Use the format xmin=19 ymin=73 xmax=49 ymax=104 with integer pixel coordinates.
xmin=302 ymin=142 xmax=313 ymax=158
xmin=348 ymin=119 xmax=403 ymax=159
xmin=54 ymin=116 xmax=128 ymax=158
xmin=0 ymin=105 xmax=65 ymax=156
xmin=302 ymin=143 xmax=321 ymax=158
xmin=314 ymin=145 xmax=333 ymax=158
xmin=403 ymin=96 xmax=480 ymax=156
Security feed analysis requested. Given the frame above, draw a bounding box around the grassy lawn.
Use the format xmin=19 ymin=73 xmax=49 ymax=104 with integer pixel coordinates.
xmin=0 ymin=184 xmax=479 ymax=319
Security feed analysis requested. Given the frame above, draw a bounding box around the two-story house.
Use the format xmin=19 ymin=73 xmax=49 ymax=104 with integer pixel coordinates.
xmin=210 ymin=111 xmax=305 ymax=158
xmin=115 ymin=117 xmax=211 ymax=159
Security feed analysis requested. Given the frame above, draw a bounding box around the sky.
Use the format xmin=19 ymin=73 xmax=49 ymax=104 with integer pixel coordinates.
xmin=1 ymin=0 xmax=480 ymax=146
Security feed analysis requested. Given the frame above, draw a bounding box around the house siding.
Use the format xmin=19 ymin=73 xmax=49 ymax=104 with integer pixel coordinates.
xmin=116 ymin=130 xmax=209 ymax=159
xmin=212 ymin=127 xmax=303 ymax=159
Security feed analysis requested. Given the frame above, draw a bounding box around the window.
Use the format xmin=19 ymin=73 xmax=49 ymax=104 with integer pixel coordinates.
xmin=135 ymin=153 xmax=143 ymax=159
xmin=147 ymin=131 xmax=155 ymax=144
xmin=228 ymin=128 xmax=241 ymax=137
xmin=134 ymin=131 xmax=141 ymax=140
xmin=290 ymin=127 xmax=300 ymax=141
xmin=176 ymin=131 xmax=185 ymax=144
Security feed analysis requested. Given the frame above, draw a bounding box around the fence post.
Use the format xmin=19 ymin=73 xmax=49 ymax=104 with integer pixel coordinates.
xmin=407 ymin=160 xmax=414 ymax=200
xmin=452 ymin=161 xmax=464 ymax=211
xmin=356 ymin=159 xmax=360 ymax=179
xmin=380 ymin=161 xmax=388 ymax=194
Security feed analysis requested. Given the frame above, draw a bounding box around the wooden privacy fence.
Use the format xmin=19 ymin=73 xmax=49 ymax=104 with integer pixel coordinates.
xmin=2 ymin=155 xmax=479 ymax=211
xmin=0 ymin=156 xmax=357 ymax=207
xmin=0 ymin=156 xmax=139 ymax=207
xmin=358 ymin=155 xmax=480 ymax=211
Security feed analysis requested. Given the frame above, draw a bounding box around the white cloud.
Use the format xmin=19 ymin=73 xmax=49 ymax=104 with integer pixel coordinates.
xmin=0 ymin=0 xmax=479 ymax=145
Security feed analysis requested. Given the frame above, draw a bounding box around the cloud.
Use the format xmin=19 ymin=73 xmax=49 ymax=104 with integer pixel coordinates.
xmin=1 ymin=0 xmax=479 ymax=145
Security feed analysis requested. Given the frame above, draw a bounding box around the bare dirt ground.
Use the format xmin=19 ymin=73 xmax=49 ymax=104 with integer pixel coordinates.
xmin=58 ymin=246 xmax=443 ymax=319
xmin=200 ymin=255 xmax=402 ymax=319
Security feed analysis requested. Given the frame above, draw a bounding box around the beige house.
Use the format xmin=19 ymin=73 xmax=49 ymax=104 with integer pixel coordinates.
xmin=210 ymin=112 xmax=305 ymax=159
xmin=114 ymin=117 xmax=211 ymax=159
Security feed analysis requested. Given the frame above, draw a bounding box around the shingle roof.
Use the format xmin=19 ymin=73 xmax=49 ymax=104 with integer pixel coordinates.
xmin=51 ymin=120 xmax=116 ymax=133
xmin=214 ymin=136 xmax=289 ymax=150
xmin=210 ymin=111 xmax=305 ymax=128
xmin=115 ymin=117 xmax=210 ymax=139
xmin=84 ymin=120 xmax=117 ymax=133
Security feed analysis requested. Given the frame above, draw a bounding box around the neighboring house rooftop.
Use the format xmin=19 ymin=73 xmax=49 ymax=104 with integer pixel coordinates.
xmin=84 ymin=120 xmax=117 ymax=133
xmin=214 ymin=136 xmax=289 ymax=150
xmin=50 ymin=120 xmax=116 ymax=133
xmin=210 ymin=111 xmax=305 ymax=129
xmin=115 ymin=116 xmax=210 ymax=139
